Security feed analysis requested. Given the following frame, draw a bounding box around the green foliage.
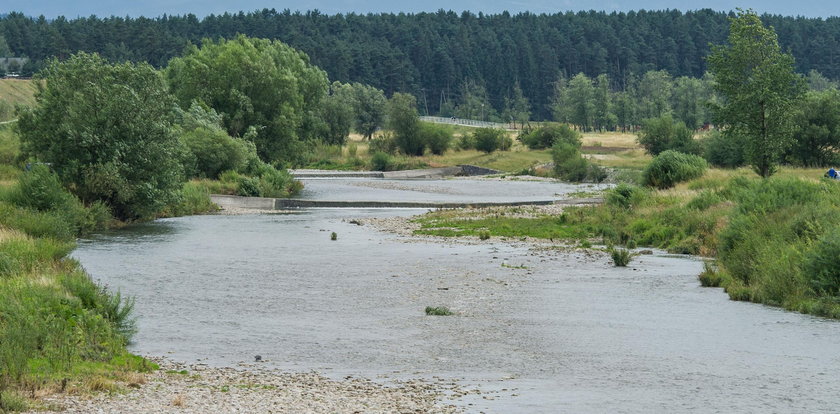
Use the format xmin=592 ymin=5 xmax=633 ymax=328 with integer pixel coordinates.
xmin=370 ymin=152 xmax=394 ymax=171
xmin=317 ymin=82 xmax=354 ymax=146
xmin=700 ymin=130 xmax=747 ymax=168
xmin=520 ymin=124 xmax=581 ymax=150
xmin=17 ymin=52 xmax=185 ymax=221
xmin=803 ymin=228 xmax=840 ymax=296
xmin=637 ymin=114 xmax=700 ymax=156
xmin=424 ymin=306 xmax=453 ymax=316
xmin=707 ymin=9 xmax=807 ymax=177
xmin=369 ymin=134 xmax=398 ymax=155
xmin=473 ymin=128 xmax=509 ymax=153
xmin=236 ymin=177 xmax=261 ymax=197
xmin=3 ymin=165 xmax=110 ymax=238
xmin=552 ymin=142 xmax=606 ymax=183
xmin=330 ymin=232 xmax=337 ymax=241
xmin=181 ymin=127 xmax=249 ymax=179
xmin=642 ymin=150 xmax=708 ymax=189
xmin=787 ymin=89 xmax=840 ymax=167
xmin=610 ymin=248 xmax=633 ymax=266
xmin=388 ymin=93 xmax=424 ymax=155
xmin=421 ymin=123 xmax=453 ymax=155
xmin=339 ymin=82 xmax=387 ymax=139
xmin=166 ymin=35 xmax=328 ymax=164
xmin=478 ymin=230 xmax=491 ymax=240
xmin=158 ymin=182 xmax=218 ymax=218
xmin=606 ymin=184 xmax=647 ymax=209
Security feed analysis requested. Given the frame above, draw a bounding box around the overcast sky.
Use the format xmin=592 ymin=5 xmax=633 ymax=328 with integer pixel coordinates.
xmin=5 ymin=1 xmax=840 ymax=19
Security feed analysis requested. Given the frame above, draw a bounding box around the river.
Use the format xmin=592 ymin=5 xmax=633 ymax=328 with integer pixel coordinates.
xmin=72 ymin=178 xmax=840 ymax=413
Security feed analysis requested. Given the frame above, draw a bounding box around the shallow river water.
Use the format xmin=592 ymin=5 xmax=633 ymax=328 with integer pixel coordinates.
xmin=72 ymin=179 xmax=840 ymax=413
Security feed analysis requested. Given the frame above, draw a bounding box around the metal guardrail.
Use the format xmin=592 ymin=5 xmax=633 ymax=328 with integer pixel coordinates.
xmin=420 ymin=116 xmax=513 ymax=130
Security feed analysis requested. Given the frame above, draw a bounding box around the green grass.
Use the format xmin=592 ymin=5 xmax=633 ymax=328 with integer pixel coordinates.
xmin=414 ymin=214 xmax=587 ymax=240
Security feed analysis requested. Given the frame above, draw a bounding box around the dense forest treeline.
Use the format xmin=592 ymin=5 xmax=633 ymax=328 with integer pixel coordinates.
xmin=2 ymin=9 xmax=840 ymax=119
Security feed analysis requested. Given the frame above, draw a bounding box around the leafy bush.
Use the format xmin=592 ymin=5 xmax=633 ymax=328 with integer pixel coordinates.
xmin=236 ymin=177 xmax=261 ymax=197
xmin=369 ymin=134 xmax=398 ymax=155
xmin=456 ymin=134 xmax=476 ymax=150
xmin=701 ymin=130 xmax=747 ymax=168
xmin=803 ymin=224 xmax=840 ymax=296
xmin=642 ymin=150 xmax=708 ymax=189
xmin=638 ymin=114 xmax=701 ymax=156
xmin=473 ymin=128 xmax=509 ymax=153
xmin=421 ymin=124 xmax=453 ymax=155
xmin=181 ymin=127 xmax=249 ymax=179
xmin=370 ymin=151 xmax=393 ymax=171
xmin=3 ymin=164 xmax=110 ymax=237
xmin=257 ymin=168 xmax=301 ymax=198
xmin=552 ymin=142 xmax=607 ymax=182
xmin=606 ymin=183 xmax=647 ymax=209
xmin=519 ymin=124 xmax=581 ymax=149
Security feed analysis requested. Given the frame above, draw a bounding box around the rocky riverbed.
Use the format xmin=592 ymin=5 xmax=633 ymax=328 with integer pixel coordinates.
xmin=27 ymin=358 xmax=466 ymax=414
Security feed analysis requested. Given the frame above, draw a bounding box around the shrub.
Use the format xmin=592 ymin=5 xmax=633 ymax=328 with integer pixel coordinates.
xmin=701 ymin=130 xmax=747 ymax=168
xmin=236 ymin=177 xmax=261 ymax=197
xmin=552 ymin=142 xmax=607 ymax=183
xmin=478 ymin=230 xmax=491 ymax=240
xmin=421 ymin=124 xmax=453 ymax=155
xmin=519 ymin=124 xmax=581 ymax=149
xmin=642 ymin=150 xmax=708 ymax=189
xmin=637 ymin=114 xmax=701 ymax=156
xmin=803 ymin=228 xmax=840 ymax=296
xmin=473 ymin=128 xmax=509 ymax=153
xmin=369 ymin=134 xmax=398 ymax=155
xmin=606 ymin=184 xmax=647 ymax=209
xmin=181 ymin=127 xmax=248 ymax=179
xmin=159 ymin=182 xmax=217 ymax=217
xmin=330 ymin=232 xmax=338 ymax=241
xmin=457 ymin=134 xmax=476 ymax=150
xmin=370 ymin=152 xmax=394 ymax=171
xmin=257 ymin=168 xmax=300 ymax=198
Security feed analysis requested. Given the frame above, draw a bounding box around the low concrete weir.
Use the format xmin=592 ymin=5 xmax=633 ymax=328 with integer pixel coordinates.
xmin=210 ymin=194 xmax=603 ymax=210
xmin=289 ymin=165 xmax=501 ymax=179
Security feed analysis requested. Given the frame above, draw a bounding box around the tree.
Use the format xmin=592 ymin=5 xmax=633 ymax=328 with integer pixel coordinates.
xmin=788 ymin=90 xmax=840 ymax=167
xmin=318 ymin=82 xmax=354 ymax=145
xmin=707 ymin=9 xmax=806 ymax=177
xmin=387 ymin=92 xmax=424 ymax=155
xmin=17 ymin=52 xmax=184 ymax=220
xmin=166 ymin=35 xmax=328 ymax=164
xmin=567 ymin=73 xmax=595 ymax=131
xmin=503 ymin=82 xmax=531 ymax=129
xmin=593 ymin=74 xmax=616 ymax=131
xmin=347 ymin=82 xmax=387 ymax=140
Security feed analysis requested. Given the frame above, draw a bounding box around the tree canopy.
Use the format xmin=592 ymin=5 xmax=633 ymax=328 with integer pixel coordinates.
xmin=166 ymin=34 xmax=328 ymax=164
xmin=17 ymin=52 xmax=185 ymax=220
xmin=708 ymin=9 xmax=806 ymax=177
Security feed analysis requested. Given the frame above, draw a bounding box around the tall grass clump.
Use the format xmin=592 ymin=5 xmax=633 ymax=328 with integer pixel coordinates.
xmin=610 ymin=248 xmax=633 ymax=266
xmin=1 ymin=164 xmax=110 ymax=238
xmin=642 ymin=150 xmax=708 ymax=189
xmin=158 ymin=181 xmax=218 ymax=217
xmin=421 ymin=123 xmax=453 ymax=155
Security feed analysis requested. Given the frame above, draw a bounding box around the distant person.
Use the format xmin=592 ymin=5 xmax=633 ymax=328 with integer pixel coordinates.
xmin=826 ymin=167 xmax=839 ymax=179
